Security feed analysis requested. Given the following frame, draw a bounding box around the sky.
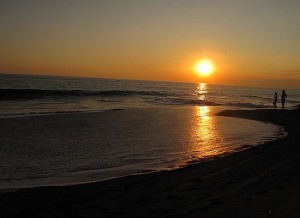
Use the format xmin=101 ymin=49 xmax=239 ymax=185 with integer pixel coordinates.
xmin=1 ymin=0 xmax=300 ymax=88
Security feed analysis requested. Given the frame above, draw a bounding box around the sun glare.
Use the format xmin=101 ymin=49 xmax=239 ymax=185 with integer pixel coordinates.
xmin=194 ymin=60 xmax=214 ymax=76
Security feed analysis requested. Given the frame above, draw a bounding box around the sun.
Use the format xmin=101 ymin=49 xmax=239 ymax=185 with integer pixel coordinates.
xmin=194 ymin=60 xmax=215 ymax=76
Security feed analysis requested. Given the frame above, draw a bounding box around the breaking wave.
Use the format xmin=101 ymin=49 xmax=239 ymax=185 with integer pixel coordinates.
xmin=0 ymin=89 xmax=166 ymax=101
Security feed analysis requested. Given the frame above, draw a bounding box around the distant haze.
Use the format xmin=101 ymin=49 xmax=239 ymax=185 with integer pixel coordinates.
xmin=1 ymin=0 xmax=300 ymax=89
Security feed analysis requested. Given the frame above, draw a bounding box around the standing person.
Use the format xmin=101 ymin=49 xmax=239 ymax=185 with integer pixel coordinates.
xmin=273 ymin=92 xmax=278 ymax=108
xmin=281 ymin=90 xmax=287 ymax=109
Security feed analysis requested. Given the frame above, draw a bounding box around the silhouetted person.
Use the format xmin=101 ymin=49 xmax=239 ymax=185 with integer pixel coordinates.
xmin=281 ymin=90 xmax=287 ymax=109
xmin=273 ymin=92 xmax=277 ymax=108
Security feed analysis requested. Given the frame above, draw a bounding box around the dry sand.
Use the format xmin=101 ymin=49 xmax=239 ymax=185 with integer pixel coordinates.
xmin=1 ymin=107 xmax=300 ymax=218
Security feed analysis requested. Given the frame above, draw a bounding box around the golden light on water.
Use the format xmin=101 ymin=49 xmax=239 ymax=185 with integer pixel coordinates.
xmin=197 ymin=105 xmax=210 ymax=117
xmin=193 ymin=106 xmax=220 ymax=157
xmin=197 ymin=83 xmax=207 ymax=101
xmin=196 ymin=106 xmax=213 ymax=142
xmin=187 ymin=83 xmax=221 ymax=158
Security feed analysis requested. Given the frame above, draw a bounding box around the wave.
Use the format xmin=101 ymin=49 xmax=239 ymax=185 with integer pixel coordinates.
xmin=0 ymin=89 xmax=282 ymax=109
xmin=165 ymin=97 xmax=220 ymax=106
xmin=242 ymin=95 xmax=259 ymax=98
xmin=0 ymin=108 xmax=126 ymax=118
xmin=287 ymin=99 xmax=300 ymax=104
xmin=0 ymin=110 xmax=88 ymax=118
xmin=0 ymin=89 xmax=165 ymax=101
xmin=166 ymin=98 xmax=271 ymax=108
xmin=225 ymin=102 xmax=273 ymax=108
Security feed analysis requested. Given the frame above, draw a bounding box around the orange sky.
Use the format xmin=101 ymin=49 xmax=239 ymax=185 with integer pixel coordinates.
xmin=1 ymin=1 xmax=300 ymax=89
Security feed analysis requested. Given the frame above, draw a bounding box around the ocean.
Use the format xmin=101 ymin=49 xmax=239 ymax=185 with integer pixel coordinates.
xmin=1 ymin=74 xmax=300 ymax=117
xmin=1 ymin=74 xmax=299 ymax=190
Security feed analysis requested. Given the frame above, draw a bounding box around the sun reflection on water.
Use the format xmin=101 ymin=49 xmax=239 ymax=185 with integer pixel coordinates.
xmin=190 ymin=106 xmax=222 ymax=160
xmin=193 ymin=83 xmax=221 ymax=157
xmin=197 ymin=83 xmax=207 ymax=101
xmin=196 ymin=106 xmax=215 ymax=146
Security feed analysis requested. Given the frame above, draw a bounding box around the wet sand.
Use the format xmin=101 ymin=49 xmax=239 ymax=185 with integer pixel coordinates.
xmin=1 ymin=107 xmax=300 ymax=217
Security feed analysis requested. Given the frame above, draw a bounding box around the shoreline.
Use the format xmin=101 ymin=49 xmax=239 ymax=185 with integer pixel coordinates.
xmin=1 ymin=107 xmax=300 ymax=217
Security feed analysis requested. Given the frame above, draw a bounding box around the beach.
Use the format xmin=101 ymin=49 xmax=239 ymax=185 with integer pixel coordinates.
xmin=1 ymin=0 xmax=300 ymax=216
xmin=0 ymin=107 xmax=300 ymax=217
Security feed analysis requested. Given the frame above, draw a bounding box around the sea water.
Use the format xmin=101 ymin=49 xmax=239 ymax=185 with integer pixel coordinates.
xmin=1 ymin=73 xmax=300 ymax=117
xmin=0 ymin=74 xmax=299 ymax=190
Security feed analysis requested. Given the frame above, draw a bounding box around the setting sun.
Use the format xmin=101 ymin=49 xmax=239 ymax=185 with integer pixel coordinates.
xmin=194 ymin=60 xmax=215 ymax=76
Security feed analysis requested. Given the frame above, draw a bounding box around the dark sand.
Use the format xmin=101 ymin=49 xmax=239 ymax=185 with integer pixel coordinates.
xmin=1 ymin=107 xmax=300 ymax=217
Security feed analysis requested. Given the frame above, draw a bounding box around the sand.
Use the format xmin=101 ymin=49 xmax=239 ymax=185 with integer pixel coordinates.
xmin=1 ymin=107 xmax=300 ymax=217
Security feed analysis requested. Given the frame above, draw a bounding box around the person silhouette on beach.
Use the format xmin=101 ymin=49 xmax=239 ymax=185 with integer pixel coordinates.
xmin=281 ymin=90 xmax=287 ymax=109
xmin=273 ymin=92 xmax=278 ymax=108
